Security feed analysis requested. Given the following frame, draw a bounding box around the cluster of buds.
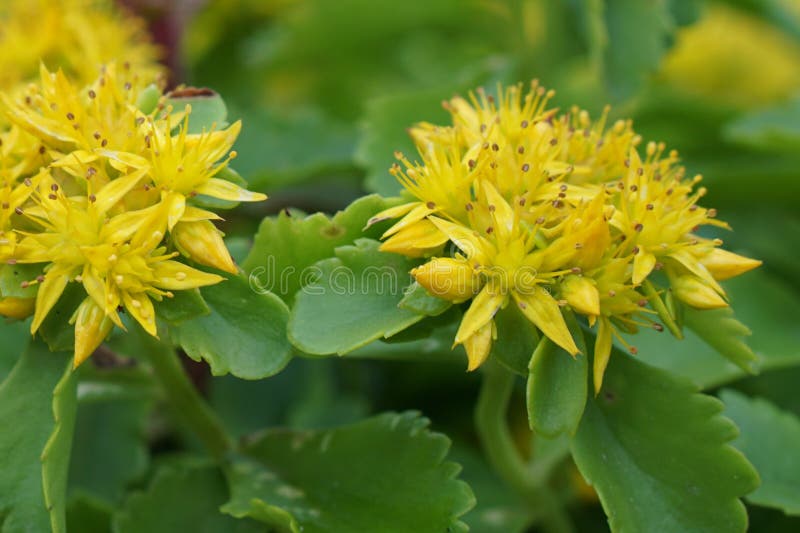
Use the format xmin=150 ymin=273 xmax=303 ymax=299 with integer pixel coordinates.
xmin=0 ymin=63 xmax=265 ymax=365
xmin=371 ymin=82 xmax=760 ymax=390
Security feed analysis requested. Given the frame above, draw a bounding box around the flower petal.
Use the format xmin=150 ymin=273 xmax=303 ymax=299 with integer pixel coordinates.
xmin=513 ymin=287 xmax=579 ymax=355
xmin=594 ymin=317 xmax=613 ymax=393
xmin=196 ymin=178 xmax=266 ymax=202
xmin=71 ymin=298 xmax=114 ymax=367
xmin=454 ymin=285 xmax=506 ymax=345
xmin=152 ymin=260 xmax=224 ymax=290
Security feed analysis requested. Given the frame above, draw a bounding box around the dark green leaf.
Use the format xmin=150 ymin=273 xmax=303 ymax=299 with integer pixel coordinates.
xmin=721 ymin=389 xmax=800 ymax=515
xmin=114 ymin=463 xmax=265 ymax=533
xmin=527 ymin=338 xmax=588 ymax=438
xmin=288 ymin=239 xmax=424 ymax=355
xmin=38 ymin=282 xmax=85 ymax=352
xmin=490 ymin=304 xmax=539 ymax=376
xmin=226 ymin=412 xmax=475 ymax=532
xmin=0 ymin=340 xmax=74 ymax=533
xmin=571 ymin=347 xmax=759 ymax=533
xmin=69 ymin=368 xmax=153 ymax=505
xmin=42 ymin=361 xmax=78 ymax=533
xmin=171 ymin=274 xmax=292 ymax=379
xmin=0 ymin=320 xmax=29 ymax=382
xmin=242 ymin=195 xmax=398 ymax=304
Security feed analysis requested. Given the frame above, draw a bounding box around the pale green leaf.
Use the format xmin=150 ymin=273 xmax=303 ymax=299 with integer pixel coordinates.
xmin=171 ymin=274 xmax=292 ymax=379
xmin=288 ymin=239 xmax=424 ymax=355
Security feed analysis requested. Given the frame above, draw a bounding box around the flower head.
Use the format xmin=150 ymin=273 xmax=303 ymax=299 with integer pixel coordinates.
xmin=376 ymin=81 xmax=761 ymax=390
xmin=0 ymin=63 xmax=267 ymax=365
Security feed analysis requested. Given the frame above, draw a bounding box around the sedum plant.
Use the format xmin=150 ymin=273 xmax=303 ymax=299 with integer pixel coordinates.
xmin=1 ymin=1 xmax=798 ymax=533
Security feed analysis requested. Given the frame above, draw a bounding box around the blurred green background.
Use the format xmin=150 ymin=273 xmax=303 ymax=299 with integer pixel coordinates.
xmin=122 ymin=1 xmax=800 ymax=530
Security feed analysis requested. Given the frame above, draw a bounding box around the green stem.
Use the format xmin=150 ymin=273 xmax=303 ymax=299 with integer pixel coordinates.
xmin=475 ymin=361 xmax=574 ymax=533
xmin=142 ymin=334 xmax=232 ymax=460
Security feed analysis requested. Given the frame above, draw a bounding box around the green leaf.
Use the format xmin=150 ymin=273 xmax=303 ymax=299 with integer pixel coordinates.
xmin=356 ymin=87 xmax=455 ymax=196
xmin=38 ymin=282 xmax=85 ymax=352
xmin=721 ymin=389 xmax=800 ymax=515
xmin=155 ymin=288 xmax=211 ymax=325
xmin=171 ymin=274 xmax=292 ymax=379
xmin=288 ymin=239 xmax=425 ymax=355
xmin=68 ymin=367 xmax=153 ymax=505
xmin=527 ymin=338 xmax=588 ymax=438
xmin=0 ymin=320 xmax=30 ymax=382
xmin=0 ymin=263 xmax=41 ymax=298
xmin=490 ymin=304 xmax=539 ymax=376
xmin=225 ymin=412 xmax=475 ymax=532
xmin=114 ymin=463 xmax=265 ymax=533
xmin=0 ymin=340 xmax=74 ymax=533
xmin=397 ymin=281 xmax=452 ymax=316
xmin=66 ymin=495 xmax=112 ymax=533
xmin=635 ymin=271 xmax=800 ymax=389
xmin=571 ymin=347 xmax=759 ymax=533
xmin=242 ymin=195 xmax=398 ymax=304
xmin=450 ymin=447 xmax=531 ymax=533
xmin=166 ymin=89 xmax=229 ymax=133
xmin=42 ymin=362 xmax=78 ymax=533
xmin=598 ymin=0 xmax=675 ymax=101
xmin=724 ymin=98 xmax=800 ymax=152
xmin=683 ymin=306 xmax=758 ymax=373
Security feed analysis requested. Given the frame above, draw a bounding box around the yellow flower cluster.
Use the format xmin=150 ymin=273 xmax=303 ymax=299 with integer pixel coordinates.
xmin=0 ymin=0 xmax=163 ymax=104
xmin=0 ymin=64 xmax=265 ymax=366
xmin=372 ymin=82 xmax=761 ymax=390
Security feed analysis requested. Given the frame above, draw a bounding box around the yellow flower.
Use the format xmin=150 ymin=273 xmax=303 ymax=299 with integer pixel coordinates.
xmin=0 ymin=0 xmax=163 ymax=102
xmin=13 ymin=172 xmax=223 ymax=365
xmin=0 ymin=63 xmax=268 ymax=365
xmin=660 ymin=4 xmax=800 ymax=107
xmin=378 ymin=81 xmax=760 ymax=389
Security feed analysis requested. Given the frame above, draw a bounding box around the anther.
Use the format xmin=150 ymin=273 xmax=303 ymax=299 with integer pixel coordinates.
xmin=557 ymin=299 xmax=568 ymax=307
xmin=486 ymin=227 xmax=494 ymax=234
xmin=638 ymin=299 xmax=648 ymax=307
xmin=488 ymin=204 xmax=495 ymax=212
xmin=629 ymin=346 xmax=638 ymax=355
xmin=521 ymin=163 xmax=530 ymax=172
xmin=646 ymin=203 xmax=654 ymax=210
xmin=637 ymin=168 xmax=644 ymax=176
xmin=468 ymin=159 xmax=476 ymax=168
xmin=520 ymin=120 xmax=529 ymax=128
xmin=630 ymin=185 xmax=638 ymax=192
xmin=549 ymin=138 xmax=557 ymax=146
xmin=574 ymin=243 xmax=583 ymax=249
xmin=48 ymin=193 xmax=57 ymax=200
xmin=0 ymin=203 xmax=7 ymax=209
xmin=89 ymin=194 xmax=96 ymax=202
xmin=653 ymin=323 xmax=664 ymax=332
xmin=491 ymin=143 xmax=499 ymax=151
xmin=689 ymin=204 xmax=698 ymax=212
xmin=426 ymin=201 xmax=436 ymax=209
xmin=66 ymin=112 xmax=75 ymax=120
xmin=559 ymin=184 xmax=567 ymax=192
xmin=707 ymin=208 xmax=717 ymax=218
xmin=39 ymin=146 xmax=46 ymax=154
xmin=608 ymin=290 xmax=616 ymax=297
xmin=536 ymin=216 xmax=545 ymax=224
xmin=517 ymin=146 xmax=525 ymax=154
xmin=518 ymin=198 xmax=526 ymax=206
xmin=101 ymin=139 xmax=108 ymax=147
xmin=88 ymin=89 xmax=96 ymax=99
xmin=465 ymin=202 xmax=473 ymax=211
xmin=23 ymin=178 xmax=32 ymax=187
xmin=36 ymin=275 xmax=45 ymax=283
xmin=93 ymin=131 xmax=101 ymax=139
xmin=571 ymin=267 xmax=582 ymax=274
xmin=51 ymin=183 xmax=58 ymax=192
xmin=632 ymin=246 xmax=640 ymax=254
xmin=14 ymin=207 xmax=23 ymax=215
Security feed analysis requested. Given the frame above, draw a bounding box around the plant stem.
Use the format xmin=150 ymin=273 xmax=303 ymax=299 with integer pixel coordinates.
xmin=475 ymin=361 xmax=574 ymax=533
xmin=142 ymin=334 xmax=232 ymax=460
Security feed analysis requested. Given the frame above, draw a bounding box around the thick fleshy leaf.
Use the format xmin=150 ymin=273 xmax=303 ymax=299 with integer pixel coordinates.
xmin=683 ymin=306 xmax=757 ymax=373
xmin=166 ymin=90 xmax=229 ymax=133
xmin=527 ymin=336 xmax=588 ymax=438
xmin=224 ymin=412 xmax=474 ymax=532
xmin=571 ymin=346 xmax=759 ymax=533
xmin=242 ymin=195 xmax=398 ymax=304
xmin=490 ymin=304 xmax=539 ymax=376
xmin=636 ymin=272 xmax=800 ymax=389
xmin=398 ymin=281 xmax=452 ymax=316
xmin=0 ymin=320 xmax=29 ymax=381
xmin=721 ymin=389 xmax=800 ymax=515
xmin=113 ymin=463 xmax=264 ymax=533
xmin=288 ymin=239 xmax=424 ymax=355
xmin=0 ymin=340 xmax=75 ymax=533
xmin=171 ymin=274 xmax=291 ymax=379
xmin=68 ymin=366 xmax=154 ymax=505
xmin=154 ymin=288 xmax=211 ymax=325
